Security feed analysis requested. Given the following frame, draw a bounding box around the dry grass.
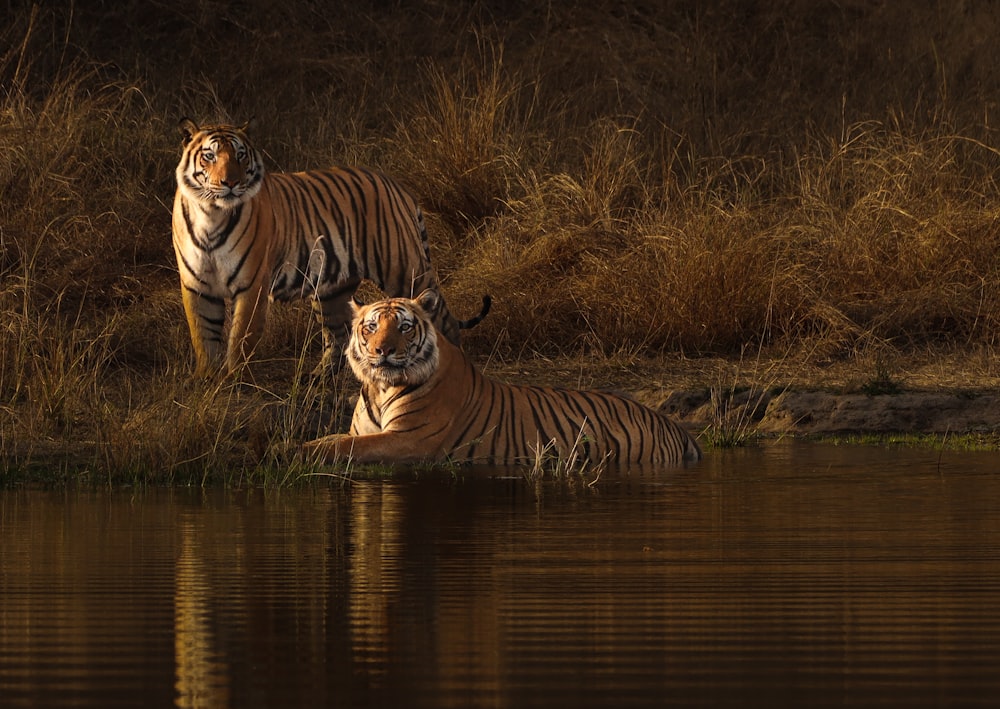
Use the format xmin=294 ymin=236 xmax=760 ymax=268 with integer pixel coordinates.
xmin=3 ymin=1 xmax=1000 ymax=482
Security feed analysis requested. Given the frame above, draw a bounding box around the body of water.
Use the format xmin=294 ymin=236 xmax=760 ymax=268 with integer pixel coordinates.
xmin=2 ymin=441 xmax=999 ymax=707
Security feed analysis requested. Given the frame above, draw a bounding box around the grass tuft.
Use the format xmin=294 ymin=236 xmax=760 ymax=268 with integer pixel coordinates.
xmin=525 ymin=420 xmax=608 ymax=486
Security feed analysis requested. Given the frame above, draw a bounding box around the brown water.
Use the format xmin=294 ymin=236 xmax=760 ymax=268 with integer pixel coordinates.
xmin=1 ymin=441 xmax=999 ymax=708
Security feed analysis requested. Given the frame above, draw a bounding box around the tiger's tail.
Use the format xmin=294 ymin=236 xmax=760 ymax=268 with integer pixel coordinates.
xmin=459 ymin=295 xmax=492 ymax=330
xmin=413 ymin=206 xmax=490 ymax=334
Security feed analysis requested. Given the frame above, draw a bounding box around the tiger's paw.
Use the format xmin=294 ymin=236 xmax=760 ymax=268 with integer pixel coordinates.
xmin=300 ymin=434 xmax=352 ymax=463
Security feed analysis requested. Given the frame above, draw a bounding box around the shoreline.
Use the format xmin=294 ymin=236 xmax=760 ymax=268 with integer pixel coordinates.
xmin=487 ymin=349 xmax=1000 ymax=443
xmin=658 ymin=388 xmax=1000 ymax=439
xmin=3 ymin=351 xmax=998 ymax=485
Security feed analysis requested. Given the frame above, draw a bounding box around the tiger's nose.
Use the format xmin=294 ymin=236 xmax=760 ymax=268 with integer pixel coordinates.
xmin=375 ymin=345 xmax=394 ymax=356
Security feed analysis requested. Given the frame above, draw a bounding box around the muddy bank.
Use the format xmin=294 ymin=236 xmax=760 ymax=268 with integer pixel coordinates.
xmin=488 ymin=350 xmax=1000 ymax=440
xmin=658 ymin=389 xmax=1000 ymax=437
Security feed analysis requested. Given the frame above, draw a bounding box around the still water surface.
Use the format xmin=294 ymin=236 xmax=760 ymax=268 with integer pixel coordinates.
xmin=2 ymin=442 xmax=999 ymax=708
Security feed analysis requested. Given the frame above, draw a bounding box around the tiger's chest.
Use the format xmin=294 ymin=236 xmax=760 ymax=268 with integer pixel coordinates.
xmin=351 ymin=384 xmax=416 ymax=436
xmin=351 ymin=390 xmax=385 ymax=434
xmin=173 ymin=198 xmax=261 ymax=297
xmin=185 ymin=246 xmax=251 ymax=293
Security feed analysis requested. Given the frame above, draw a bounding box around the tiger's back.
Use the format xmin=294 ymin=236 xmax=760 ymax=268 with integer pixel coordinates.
xmin=435 ymin=374 xmax=703 ymax=466
xmin=303 ymin=290 xmax=702 ymax=467
xmin=262 ymin=167 xmax=438 ymax=311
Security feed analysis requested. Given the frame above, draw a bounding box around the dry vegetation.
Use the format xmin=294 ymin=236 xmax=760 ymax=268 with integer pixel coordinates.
xmin=2 ymin=1 xmax=999 ymax=483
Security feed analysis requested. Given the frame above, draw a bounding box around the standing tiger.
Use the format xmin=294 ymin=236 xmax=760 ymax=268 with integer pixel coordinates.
xmin=301 ymin=290 xmax=703 ymax=467
xmin=171 ymin=118 xmax=486 ymax=377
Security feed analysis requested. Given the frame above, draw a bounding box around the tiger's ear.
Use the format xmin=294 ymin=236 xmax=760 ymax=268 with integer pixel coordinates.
xmin=178 ymin=118 xmax=199 ymax=145
xmin=415 ymin=289 xmax=439 ymax=315
xmin=350 ymin=293 xmax=366 ymax=318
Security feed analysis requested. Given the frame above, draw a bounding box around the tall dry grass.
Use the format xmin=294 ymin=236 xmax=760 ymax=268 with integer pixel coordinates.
xmin=3 ymin=1 xmax=1000 ymax=481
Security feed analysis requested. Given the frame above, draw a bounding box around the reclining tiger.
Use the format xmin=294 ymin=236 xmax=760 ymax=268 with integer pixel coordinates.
xmin=172 ymin=118 xmax=488 ymax=377
xmin=302 ymin=290 xmax=703 ymax=467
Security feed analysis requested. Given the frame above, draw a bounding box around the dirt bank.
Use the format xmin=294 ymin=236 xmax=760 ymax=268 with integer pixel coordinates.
xmin=494 ymin=348 xmax=1000 ymax=440
xmin=658 ymin=389 xmax=1000 ymax=437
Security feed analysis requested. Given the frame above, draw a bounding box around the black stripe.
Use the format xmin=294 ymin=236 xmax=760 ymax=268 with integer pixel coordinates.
xmin=226 ymin=227 xmax=262 ymax=291
xmin=497 ymin=384 xmax=516 ymax=462
xmin=183 ymin=285 xmax=224 ymax=306
xmin=177 ymin=252 xmax=211 ymax=287
xmin=213 ymin=205 xmax=245 ymax=251
xmin=449 ymin=373 xmax=495 ymax=453
xmin=627 ymin=403 xmax=651 ymax=462
xmin=530 ymin=386 xmax=572 ymax=452
xmin=179 ymin=200 xmax=203 ymax=249
xmin=358 ymin=171 xmax=388 ymax=287
xmin=200 ymin=312 xmax=225 ymax=328
xmin=304 ymin=179 xmax=348 ymax=284
xmin=524 ymin=387 xmax=560 ymax=460
xmin=313 ymin=172 xmax=349 ymax=244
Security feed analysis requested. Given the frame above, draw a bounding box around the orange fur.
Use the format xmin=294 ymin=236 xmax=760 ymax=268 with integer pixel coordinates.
xmin=171 ymin=119 xmax=478 ymax=377
xmin=303 ymin=291 xmax=702 ymax=467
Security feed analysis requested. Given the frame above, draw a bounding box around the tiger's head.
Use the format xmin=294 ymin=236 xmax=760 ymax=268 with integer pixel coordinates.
xmin=347 ymin=290 xmax=441 ymax=388
xmin=176 ymin=118 xmax=264 ymax=209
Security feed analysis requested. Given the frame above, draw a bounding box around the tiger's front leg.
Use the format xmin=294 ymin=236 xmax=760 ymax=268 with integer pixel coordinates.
xmin=301 ymin=431 xmax=433 ymax=465
xmin=309 ymin=279 xmax=361 ymax=378
xmin=227 ymin=284 xmax=270 ymax=375
xmin=181 ymin=286 xmax=226 ymax=377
